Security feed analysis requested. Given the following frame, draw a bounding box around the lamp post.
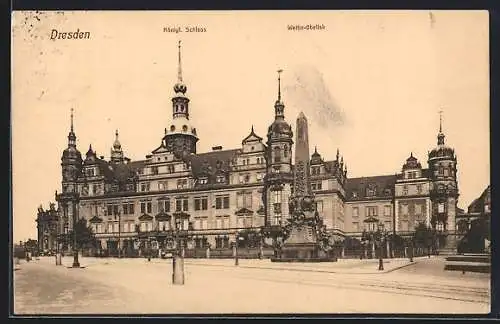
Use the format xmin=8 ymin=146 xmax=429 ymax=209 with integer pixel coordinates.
xmin=172 ymin=215 xmax=185 ymax=285
xmin=377 ymin=222 xmax=386 ymax=271
xmin=235 ymin=232 xmax=239 ymax=266
xmin=364 ymin=217 xmax=378 ymax=259
xmin=114 ymin=207 xmax=122 ymax=258
xmin=72 ymin=201 xmax=80 ymax=268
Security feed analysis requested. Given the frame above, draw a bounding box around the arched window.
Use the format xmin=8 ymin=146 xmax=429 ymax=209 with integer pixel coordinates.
xmin=274 ymin=146 xmax=282 ymax=163
xmin=283 ymin=145 xmax=288 ymax=158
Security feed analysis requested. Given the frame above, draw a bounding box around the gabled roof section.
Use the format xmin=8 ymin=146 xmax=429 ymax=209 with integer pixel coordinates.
xmin=242 ymin=126 xmax=263 ymax=144
xmin=345 ymin=174 xmax=396 ymax=201
xmin=151 ymin=142 xmax=168 ymax=154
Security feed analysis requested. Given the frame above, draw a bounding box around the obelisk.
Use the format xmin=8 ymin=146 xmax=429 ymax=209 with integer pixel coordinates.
xmin=293 ymin=112 xmax=312 ymax=199
xmin=271 ymin=112 xmax=336 ymax=262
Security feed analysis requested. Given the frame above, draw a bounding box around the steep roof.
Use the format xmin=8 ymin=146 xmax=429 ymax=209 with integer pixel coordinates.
xmin=345 ymin=174 xmax=396 ymax=201
xmin=188 ymin=149 xmax=240 ymax=178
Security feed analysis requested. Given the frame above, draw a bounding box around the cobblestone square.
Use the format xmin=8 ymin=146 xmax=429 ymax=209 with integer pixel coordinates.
xmin=13 ymin=256 xmax=490 ymax=315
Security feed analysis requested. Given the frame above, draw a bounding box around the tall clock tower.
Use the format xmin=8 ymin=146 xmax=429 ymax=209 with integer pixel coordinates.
xmin=163 ymin=41 xmax=198 ymax=160
xmin=264 ymin=70 xmax=294 ymax=227
xmin=56 ymin=108 xmax=83 ymax=240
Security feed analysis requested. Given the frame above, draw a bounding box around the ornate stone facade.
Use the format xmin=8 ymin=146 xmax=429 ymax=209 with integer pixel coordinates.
xmin=36 ymin=43 xmax=462 ymax=253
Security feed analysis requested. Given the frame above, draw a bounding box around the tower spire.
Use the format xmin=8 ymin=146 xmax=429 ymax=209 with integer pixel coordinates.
xmin=277 ymin=69 xmax=283 ymax=102
xmin=67 ymin=108 xmax=76 ymax=147
xmin=437 ymin=110 xmax=445 ymax=145
xmin=439 ymin=109 xmax=443 ymax=133
xmin=274 ymin=69 xmax=285 ymax=119
xmin=70 ymin=107 xmax=74 ymax=133
xmin=177 ymin=40 xmax=183 ymax=83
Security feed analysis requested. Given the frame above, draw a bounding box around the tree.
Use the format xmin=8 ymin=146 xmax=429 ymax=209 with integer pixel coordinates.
xmin=413 ymin=223 xmax=433 ymax=249
xmin=67 ymin=218 xmax=97 ymax=250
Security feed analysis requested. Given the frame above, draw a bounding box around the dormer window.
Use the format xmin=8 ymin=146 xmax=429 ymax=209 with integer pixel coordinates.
xmin=352 ymin=191 xmax=358 ymax=198
xmin=311 ymin=166 xmax=320 ymax=176
xmin=366 ymin=185 xmax=376 ymax=197
xmin=216 ymin=175 xmax=225 ymax=183
xmin=199 ymin=178 xmax=208 ymax=185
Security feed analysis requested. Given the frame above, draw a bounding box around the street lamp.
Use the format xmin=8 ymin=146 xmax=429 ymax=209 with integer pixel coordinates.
xmin=377 ymin=222 xmax=386 ymax=271
xmin=172 ymin=214 xmax=185 ymax=285
xmin=72 ymin=202 xmax=80 ymax=268
xmin=114 ymin=207 xmax=122 ymax=258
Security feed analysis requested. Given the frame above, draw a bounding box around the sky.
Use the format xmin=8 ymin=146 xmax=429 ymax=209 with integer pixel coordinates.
xmin=12 ymin=10 xmax=489 ymax=242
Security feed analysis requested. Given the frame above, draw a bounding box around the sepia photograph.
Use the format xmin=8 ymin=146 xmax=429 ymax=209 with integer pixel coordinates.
xmin=11 ymin=10 xmax=490 ymax=315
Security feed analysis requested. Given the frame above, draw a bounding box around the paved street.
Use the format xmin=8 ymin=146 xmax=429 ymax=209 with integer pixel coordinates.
xmin=13 ymin=256 xmax=490 ymax=315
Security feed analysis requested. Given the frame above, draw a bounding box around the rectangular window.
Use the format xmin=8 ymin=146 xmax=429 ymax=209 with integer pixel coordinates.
xmin=183 ymin=199 xmax=189 ymax=211
xmin=151 ymin=166 xmax=159 ymax=175
xmin=158 ymin=181 xmax=168 ymax=191
xmin=194 ymin=219 xmax=201 ymax=230
xmin=316 ymin=200 xmax=323 ymax=212
xmin=122 ymin=204 xmax=129 ymax=215
xmin=108 ymin=223 xmax=113 ymax=233
xmin=129 ymin=222 xmax=135 ymax=232
xmin=167 ymin=165 xmax=175 ymax=173
xmin=352 ymin=207 xmax=359 ymax=217
xmin=415 ymin=204 xmax=422 ymax=215
xmin=384 ymin=221 xmax=392 ymax=231
xmin=352 ymin=222 xmax=359 ymax=231
xmin=107 ymin=205 xmax=113 ymax=216
xmin=401 ymin=204 xmax=409 ymax=216
xmin=123 ymin=223 xmax=129 ymax=233
xmin=96 ymin=224 xmax=103 ymax=233
xmin=194 ymin=197 xmax=208 ymax=211
xmin=402 ymin=185 xmax=408 ymax=195
xmin=140 ymin=222 xmax=146 ymax=232
xmin=216 ymin=218 xmax=222 ymax=229
xmin=366 ymin=206 xmax=378 ymax=216
xmin=177 ymin=179 xmax=188 ymax=189
xmin=158 ymin=201 xmax=164 ymax=212
xmin=237 ymin=217 xmax=244 ymax=228
xmin=216 ymin=195 xmax=230 ymax=209
xmin=384 ymin=205 xmax=391 ymax=216
xmin=176 ymin=198 xmax=182 ymax=212
xmin=417 ymin=184 xmax=422 ymax=194
xmin=438 ymin=203 xmax=445 ymax=213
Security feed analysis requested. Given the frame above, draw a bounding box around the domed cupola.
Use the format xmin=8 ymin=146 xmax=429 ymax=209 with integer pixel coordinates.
xmin=61 ymin=108 xmax=83 ymax=183
xmin=163 ymin=40 xmax=199 ymax=160
xmin=110 ymin=129 xmax=125 ymax=164
xmin=267 ymin=69 xmax=293 ymax=140
xmin=429 ymin=114 xmax=455 ymax=161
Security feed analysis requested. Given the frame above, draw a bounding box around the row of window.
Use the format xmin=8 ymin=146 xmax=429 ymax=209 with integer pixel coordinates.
xmin=352 ymin=206 xmax=392 ymax=217
xmin=351 ymin=221 xmax=392 ymax=232
xmin=103 ymin=195 xmax=233 ymax=216
xmin=241 ymin=157 xmax=265 ymax=166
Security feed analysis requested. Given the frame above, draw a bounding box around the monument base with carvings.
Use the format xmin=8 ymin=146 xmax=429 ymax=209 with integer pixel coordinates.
xmin=270 ymin=221 xmax=337 ymax=263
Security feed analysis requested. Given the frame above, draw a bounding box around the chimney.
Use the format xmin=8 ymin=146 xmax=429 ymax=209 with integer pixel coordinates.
xmin=212 ymin=146 xmax=223 ymax=151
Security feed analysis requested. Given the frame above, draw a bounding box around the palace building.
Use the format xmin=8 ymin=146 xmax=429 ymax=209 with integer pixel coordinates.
xmin=37 ymin=42 xmax=461 ymax=254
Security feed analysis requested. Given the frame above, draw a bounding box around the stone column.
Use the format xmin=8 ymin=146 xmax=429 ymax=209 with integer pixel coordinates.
xmin=206 ymin=247 xmax=210 ymax=259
